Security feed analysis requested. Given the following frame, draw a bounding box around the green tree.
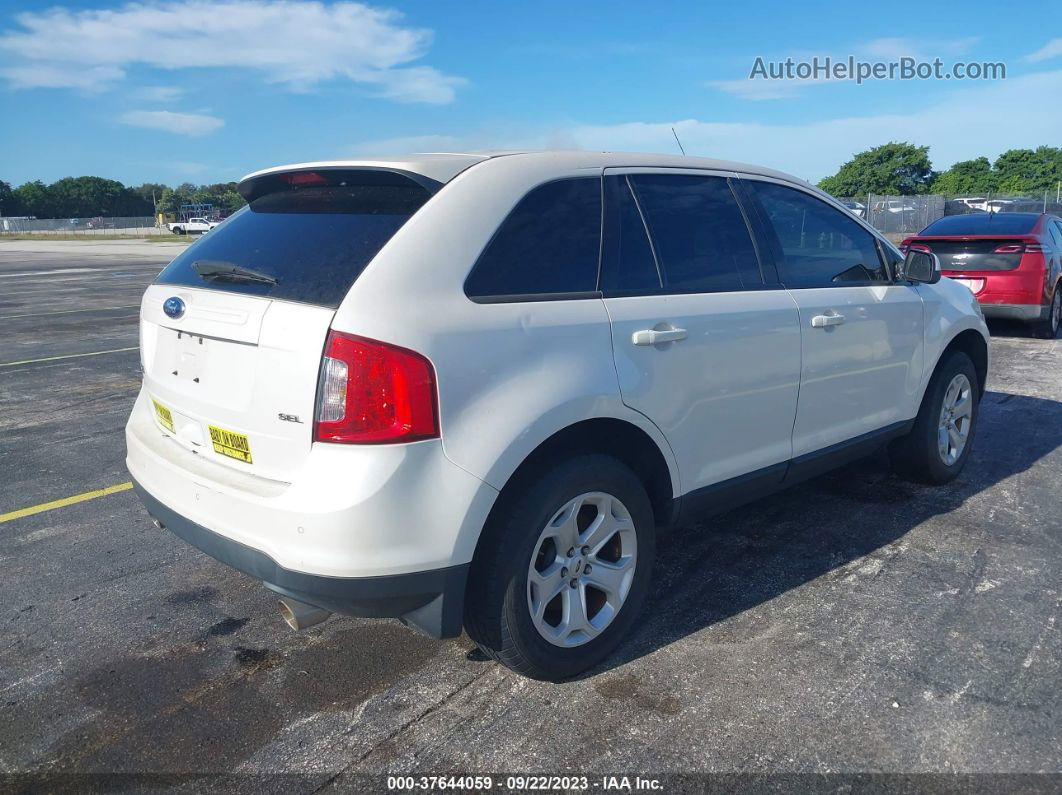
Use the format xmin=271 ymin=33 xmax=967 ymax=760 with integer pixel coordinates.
xmin=818 ymin=142 xmax=935 ymax=196
xmin=992 ymin=146 xmax=1062 ymax=194
xmin=29 ymin=176 xmax=152 ymax=218
xmin=132 ymin=183 xmax=168 ymax=215
xmin=157 ymin=186 xmax=178 ymax=216
xmin=217 ymin=189 xmax=246 ymax=213
xmin=0 ymin=180 xmax=20 ymax=216
xmin=998 ymin=175 xmax=1031 ymax=195
xmin=930 ymin=157 xmax=998 ymax=196
xmin=14 ymin=180 xmax=54 ymax=218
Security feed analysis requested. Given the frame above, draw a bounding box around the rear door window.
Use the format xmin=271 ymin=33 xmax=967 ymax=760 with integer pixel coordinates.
xmin=464 ymin=178 xmax=602 ymax=300
xmin=1050 ymin=221 xmax=1062 ymax=251
xmin=746 ymin=181 xmax=888 ymax=288
xmin=601 ymin=173 xmax=762 ymax=295
xmin=155 ymin=182 xmax=430 ymax=308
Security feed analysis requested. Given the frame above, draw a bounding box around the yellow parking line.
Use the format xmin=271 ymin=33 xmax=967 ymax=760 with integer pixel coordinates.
xmin=0 ymin=482 xmax=134 ymax=524
xmin=0 ymin=304 xmax=140 ymax=320
xmin=0 ymin=346 xmax=138 ymax=368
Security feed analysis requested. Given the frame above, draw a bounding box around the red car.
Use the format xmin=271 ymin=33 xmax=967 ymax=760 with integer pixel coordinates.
xmin=901 ymin=212 xmax=1062 ymax=338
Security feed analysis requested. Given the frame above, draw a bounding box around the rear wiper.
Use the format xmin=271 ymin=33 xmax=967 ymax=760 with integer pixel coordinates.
xmin=193 ymin=260 xmax=278 ymax=286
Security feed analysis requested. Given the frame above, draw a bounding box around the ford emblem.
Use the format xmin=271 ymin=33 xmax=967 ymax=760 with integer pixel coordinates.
xmin=163 ymin=296 xmax=185 ymax=319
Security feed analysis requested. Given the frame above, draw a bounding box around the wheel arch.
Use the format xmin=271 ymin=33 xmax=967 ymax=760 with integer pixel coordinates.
xmin=478 ymin=418 xmax=678 ymax=544
xmin=940 ymin=328 xmax=989 ymax=397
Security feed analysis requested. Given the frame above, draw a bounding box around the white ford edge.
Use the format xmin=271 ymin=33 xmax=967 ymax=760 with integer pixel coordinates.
xmin=126 ymin=151 xmax=989 ymax=680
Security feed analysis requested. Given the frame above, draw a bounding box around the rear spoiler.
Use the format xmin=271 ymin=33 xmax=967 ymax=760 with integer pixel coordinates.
xmin=237 ymin=166 xmax=444 ymax=203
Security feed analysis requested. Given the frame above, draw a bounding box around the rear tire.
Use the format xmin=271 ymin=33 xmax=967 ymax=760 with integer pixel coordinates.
xmin=889 ymin=351 xmax=979 ymax=484
xmin=1032 ymin=287 xmax=1060 ymax=339
xmin=464 ymin=454 xmax=655 ymax=681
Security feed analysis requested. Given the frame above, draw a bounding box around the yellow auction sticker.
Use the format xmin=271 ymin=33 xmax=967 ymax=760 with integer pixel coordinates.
xmin=208 ymin=425 xmax=253 ymax=464
xmin=152 ymin=399 xmax=174 ymax=433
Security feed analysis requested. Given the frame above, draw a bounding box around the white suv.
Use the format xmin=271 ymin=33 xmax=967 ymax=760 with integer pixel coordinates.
xmin=126 ymin=151 xmax=989 ymax=680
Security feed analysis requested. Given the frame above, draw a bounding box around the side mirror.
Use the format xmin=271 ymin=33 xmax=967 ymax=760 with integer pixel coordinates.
xmin=903 ymin=249 xmax=941 ymax=284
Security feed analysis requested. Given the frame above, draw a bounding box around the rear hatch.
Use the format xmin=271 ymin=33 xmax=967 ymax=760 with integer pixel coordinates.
xmin=141 ymin=171 xmax=432 ymax=482
xmin=909 ymin=237 xmax=1027 ymax=272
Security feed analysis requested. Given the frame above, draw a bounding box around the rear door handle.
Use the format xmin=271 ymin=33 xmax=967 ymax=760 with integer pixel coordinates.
xmin=632 ymin=327 xmax=688 ymax=345
xmin=811 ymin=313 xmax=845 ymax=328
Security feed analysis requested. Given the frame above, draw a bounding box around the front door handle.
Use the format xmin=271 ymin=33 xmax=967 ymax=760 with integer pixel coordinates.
xmin=632 ymin=327 xmax=688 ymax=345
xmin=811 ymin=313 xmax=845 ymax=328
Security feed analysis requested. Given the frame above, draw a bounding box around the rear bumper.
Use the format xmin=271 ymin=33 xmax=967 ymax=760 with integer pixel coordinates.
xmin=125 ymin=388 xmax=497 ymax=579
xmin=979 ymin=303 xmax=1049 ymax=322
xmin=133 ymin=478 xmax=469 ymax=638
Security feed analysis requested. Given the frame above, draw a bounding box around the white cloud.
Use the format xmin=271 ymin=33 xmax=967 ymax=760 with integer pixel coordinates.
xmin=119 ymin=110 xmax=225 ymax=136
xmin=561 ymin=71 xmax=1062 ymax=181
xmin=860 ymin=36 xmax=979 ymax=60
xmin=1027 ymin=38 xmax=1062 ymax=62
xmin=135 ymin=86 xmax=185 ymax=102
xmin=0 ymin=1 xmax=464 ymax=103
xmin=0 ymin=63 xmax=123 ymax=91
xmin=351 ymin=133 xmax=470 ymax=155
xmin=710 ymin=76 xmax=830 ymax=101
xmin=350 ymin=70 xmax=1062 ymax=183
xmin=166 ymin=161 xmax=210 ymax=175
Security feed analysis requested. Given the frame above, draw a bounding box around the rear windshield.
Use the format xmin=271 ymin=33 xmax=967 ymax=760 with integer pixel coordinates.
xmin=155 ymin=183 xmax=430 ymax=307
xmin=921 ymin=213 xmax=1038 ymax=236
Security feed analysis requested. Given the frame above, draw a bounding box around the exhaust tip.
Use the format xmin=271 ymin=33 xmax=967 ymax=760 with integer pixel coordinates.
xmin=278 ymin=597 xmax=331 ymax=631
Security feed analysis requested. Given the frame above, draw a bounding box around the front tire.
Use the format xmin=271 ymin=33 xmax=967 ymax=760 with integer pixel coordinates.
xmin=465 ymin=454 xmax=656 ymax=681
xmin=890 ymin=350 xmax=979 ymax=484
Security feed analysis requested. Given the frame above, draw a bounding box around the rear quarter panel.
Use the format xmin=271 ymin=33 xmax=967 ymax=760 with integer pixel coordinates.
xmin=328 ymin=156 xmax=681 ymax=556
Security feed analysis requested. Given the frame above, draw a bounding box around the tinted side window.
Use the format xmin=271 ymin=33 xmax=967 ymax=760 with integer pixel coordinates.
xmin=465 ymin=178 xmax=602 ymax=299
xmin=601 ymin=176 xmax=662 ymax=294
xmin=1050 ymin=221 xmax=1062 ymax=250
xmin=625 ymin=174 xmax=760 ymax=293
xmin=748 ymin=181 xmax=887 ymax=288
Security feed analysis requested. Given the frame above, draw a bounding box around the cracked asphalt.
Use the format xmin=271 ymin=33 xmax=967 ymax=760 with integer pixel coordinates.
xmin=0 ymin=240 xmax=1059 ymax=791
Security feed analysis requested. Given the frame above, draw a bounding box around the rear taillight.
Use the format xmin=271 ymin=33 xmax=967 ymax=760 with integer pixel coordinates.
xmin=898 ymin=240 xmax=911 ymax=254
xmin=314 ymin=331 xmax=438 ymax=444
xmin=909 ymin=243 xmax=931 ymax=254
xmin=993 ymin=243 xmax=1025 ymax=254
xmin=1023 ymin=239 xmax=1045 ymax=253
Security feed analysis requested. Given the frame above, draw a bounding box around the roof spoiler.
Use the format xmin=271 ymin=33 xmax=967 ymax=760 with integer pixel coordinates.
xmin=237 ymin=166 xmax=444 ymax=202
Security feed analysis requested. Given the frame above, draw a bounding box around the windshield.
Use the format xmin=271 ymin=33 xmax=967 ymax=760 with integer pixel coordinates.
xmin=155 ymin=183 xmax=430 ymax=307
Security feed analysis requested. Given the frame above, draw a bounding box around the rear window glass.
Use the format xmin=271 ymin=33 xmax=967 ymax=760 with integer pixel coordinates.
xmin=464 ymin=178 xmax=602 ymax=299
xmin=921 ymin=213 xmax=1039 ymax=236
xmin=154 ymin=183 xmax=430 ymax=307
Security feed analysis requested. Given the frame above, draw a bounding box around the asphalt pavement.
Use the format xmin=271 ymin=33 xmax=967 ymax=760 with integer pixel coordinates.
xmin=0 ymin=239 xmax=1059 ymax=792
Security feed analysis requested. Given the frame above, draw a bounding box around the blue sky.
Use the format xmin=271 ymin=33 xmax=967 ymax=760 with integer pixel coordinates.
xmin=1 ymin=0 xmax=1060 ymax=187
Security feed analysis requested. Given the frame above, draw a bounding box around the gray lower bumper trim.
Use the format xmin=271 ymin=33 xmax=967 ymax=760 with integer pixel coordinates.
xmin=131 ymin=479 xmax=469 ymax=638
xmin=980 ymin=303 xmax=1048 ymax=321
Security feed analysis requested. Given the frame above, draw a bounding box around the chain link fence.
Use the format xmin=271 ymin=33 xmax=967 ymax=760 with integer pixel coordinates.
xmin=840 ymin=193 xmax=1062 ymax=237
xmin=0 ymin=216 xmax=171 ymax=236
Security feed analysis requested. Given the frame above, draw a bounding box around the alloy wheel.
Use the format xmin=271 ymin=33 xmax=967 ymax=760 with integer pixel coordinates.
xmin=938 ymin=373 xmax=973 ymax=466
xmin=526 ymin=492 xmax=637 ymax=648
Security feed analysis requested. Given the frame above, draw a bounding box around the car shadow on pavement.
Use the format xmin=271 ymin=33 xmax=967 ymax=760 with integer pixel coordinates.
xmin=590 ymin=389 xmax=1062 ymax=676
xmin=985 ymin=318 xmax=1057 ymax=339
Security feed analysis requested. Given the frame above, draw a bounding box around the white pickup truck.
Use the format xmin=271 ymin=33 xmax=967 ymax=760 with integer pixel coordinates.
xmin=168 ymin=217 xmax=220 ymax=235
